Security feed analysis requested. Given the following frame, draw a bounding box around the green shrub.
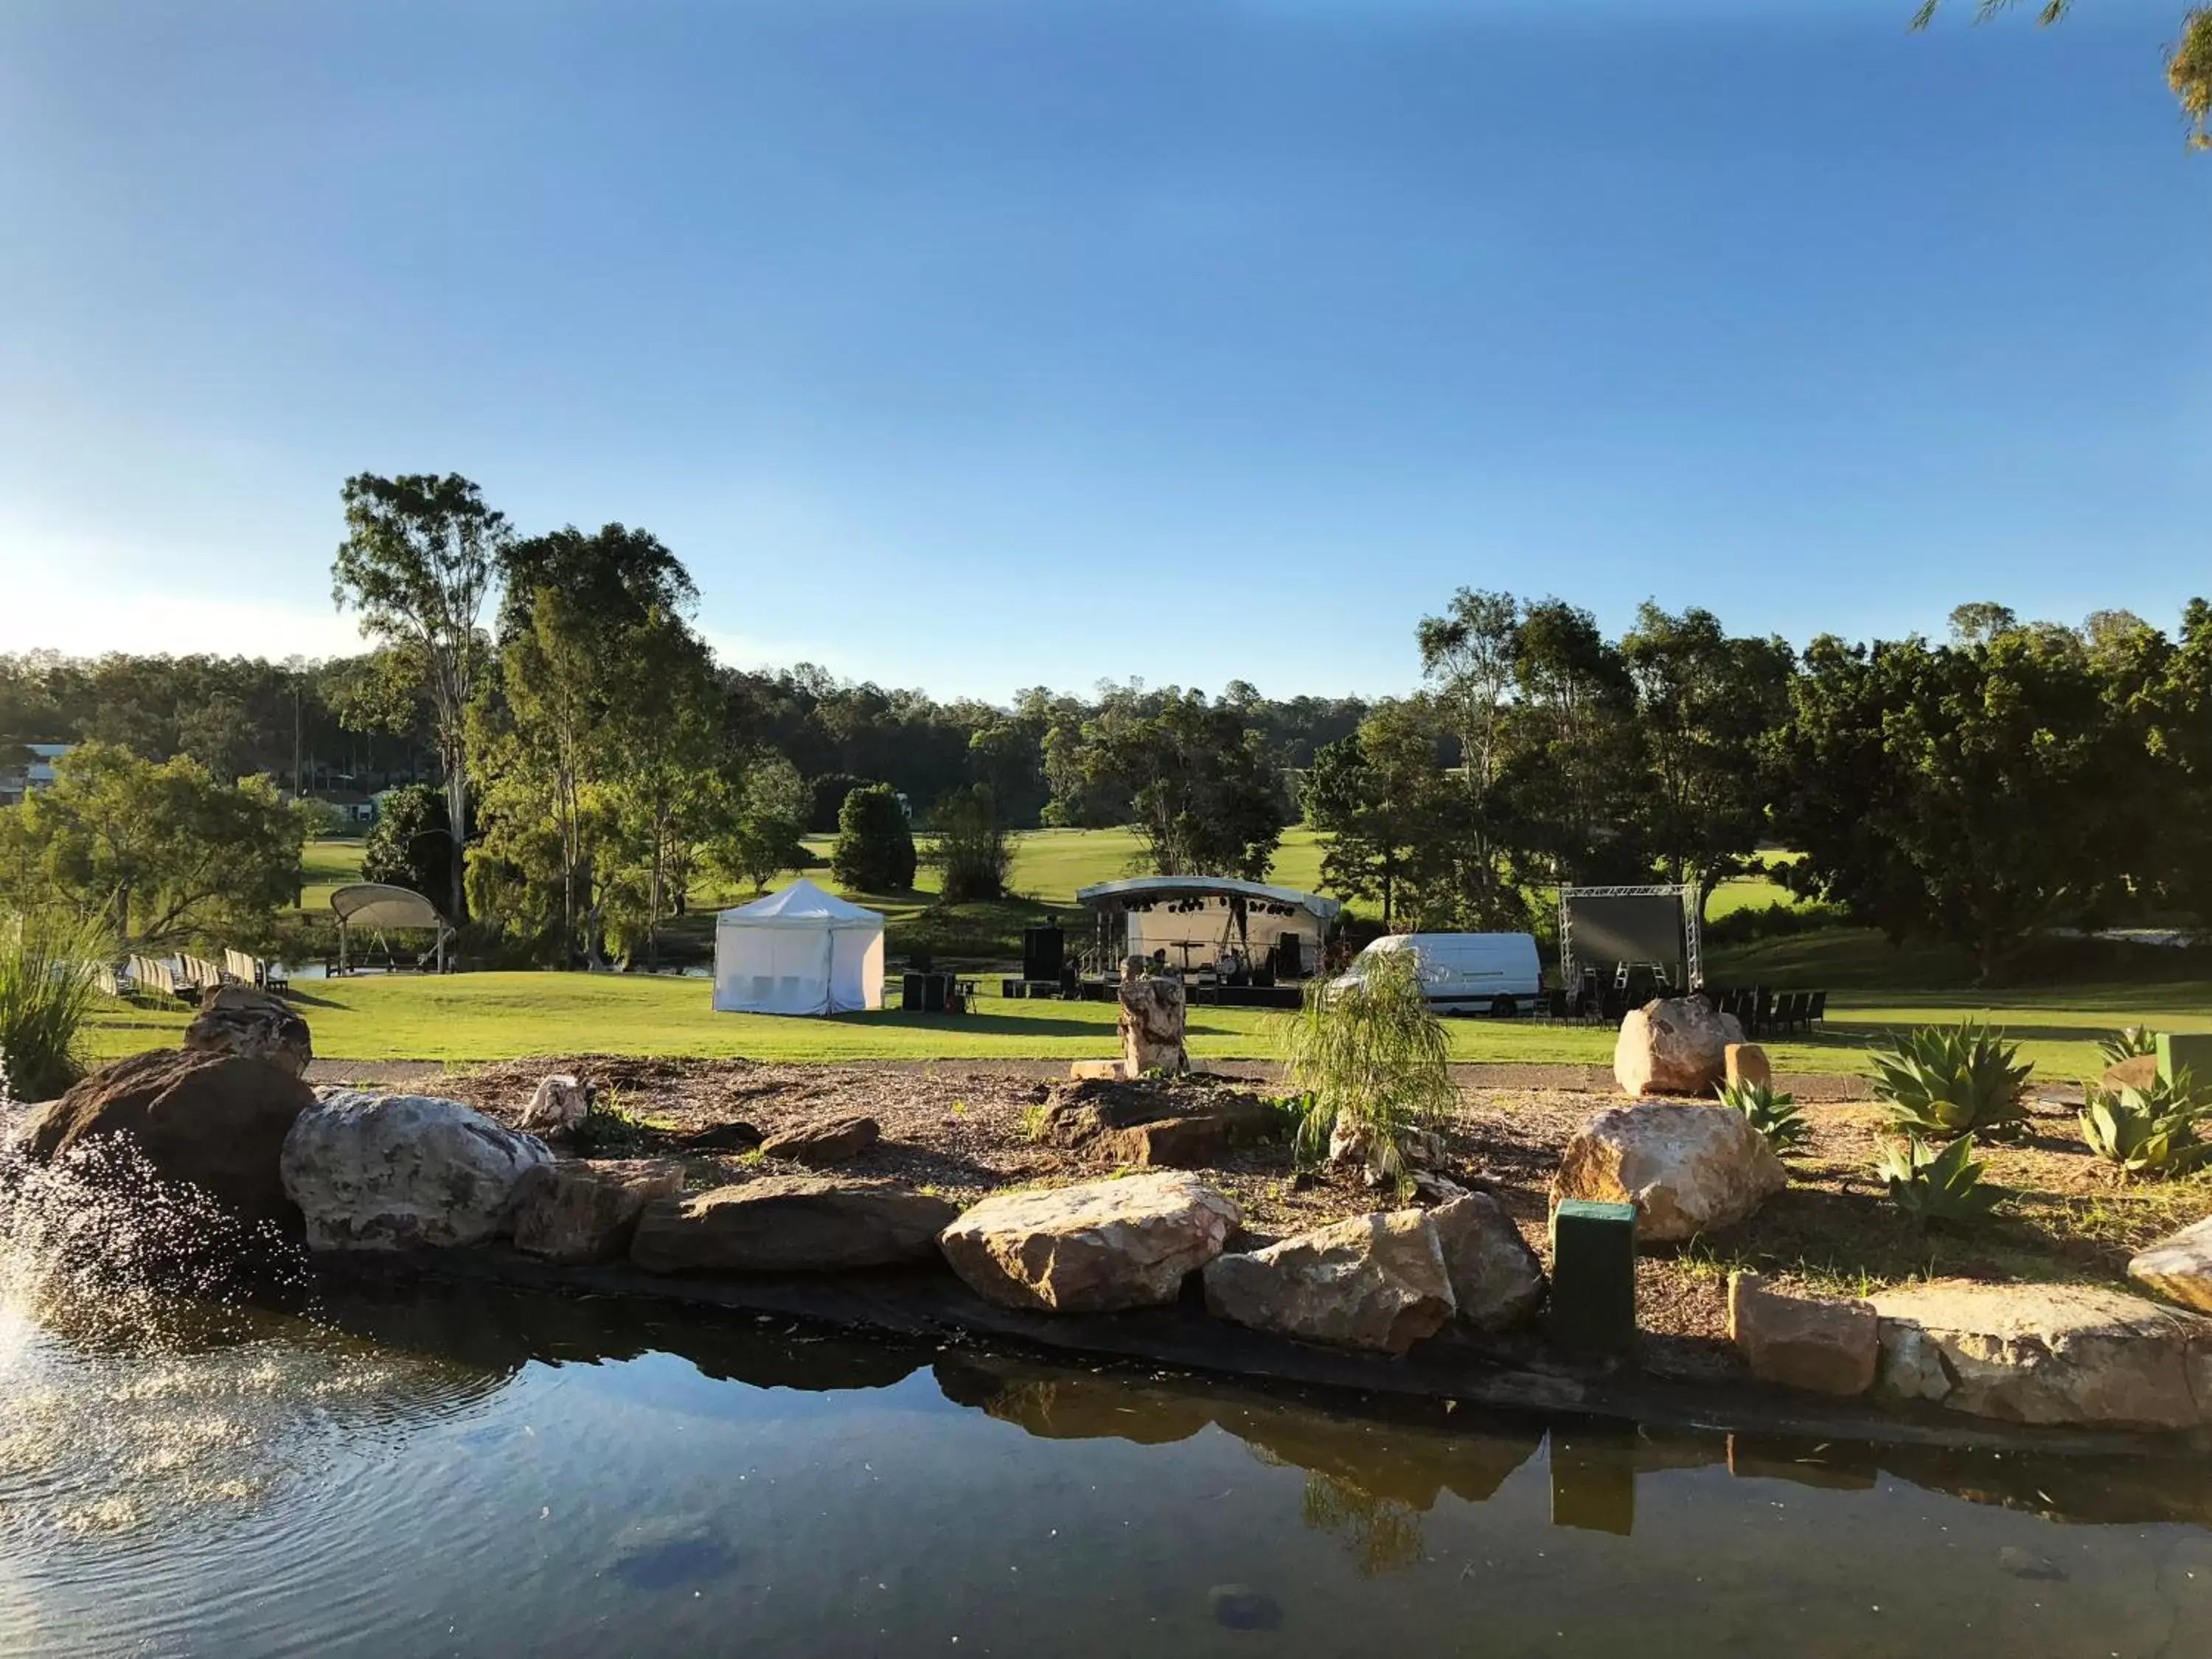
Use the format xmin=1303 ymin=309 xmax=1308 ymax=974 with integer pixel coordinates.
xmin=1716 ymin=1077 xmax=1809 ymax=1155
xmin=1869 ymin=1021 xmax=2032 ymax=1141
xmin=1262 ymin=1092 xmax=1318 ymax=1147
xmin=928 ymin=785 xmax=1012 ymax=904
xmin=1874 ymin=1133 xmax=2002 ymax=1227
xmin=0 ymin=909 xmax=108 ymax=1102
xmin=2096 ymin=1026 xmax=2160 ymax=1065
xmin=2079 ymin=1073 xmax=2211 ymax=1178
xmin=570 ymin=1089 xmax=659 ymax=1158
xmin=1020 ymin=1102 xmax=1052 ymax=1143
xmin=831 ymin=784 xmax=917 ymax=893
xmin=1276 ymin=948 xmax=1453 ymax=1183
xmin=361 ymin=782 xmax=453 ymax=903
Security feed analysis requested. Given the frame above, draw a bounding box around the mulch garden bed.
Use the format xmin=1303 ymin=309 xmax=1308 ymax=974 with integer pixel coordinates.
xmin=437 ymin=1054 xmax=2212 ymax=1386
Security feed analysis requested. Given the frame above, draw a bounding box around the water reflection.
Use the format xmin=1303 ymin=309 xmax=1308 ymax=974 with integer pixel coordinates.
xmin=4 ymin=1259 xmax=2212 ymax=1656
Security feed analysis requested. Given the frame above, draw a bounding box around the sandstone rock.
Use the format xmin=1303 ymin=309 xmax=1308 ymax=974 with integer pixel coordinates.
xmin=1552 ymin=1103 xmax=1785 ymax=1245
xmin=759 ymin=1115 xmax=880 ymax=1166
xmin=2104 ymin=1053 xmax=2160 ymax=1093
xmin=182 ymin=985 xmax=313 ymax=1077
xmin=677 ymin=1120 xmax=763 ymax=1152
xmin=279 ymin=1091 xmax=552 ymax=1251
xmin=1727 ymin=1271 xmax=1877 ymax=1397
xmin=1203 ymin=1209 xmax=1455 ymax=1354
xmin=2131 ymin=1216 xmax=2212 ymax=1312
xmin=512 ymin=1158 xmax=684 ymax=1264
xmin=19 ymin=1048 xmax=313 ymax=1226
xmin=1097 ymin=1112 xmax=1262 ymax=1168
xmin=1868 ymin=1279 xmax=2212 ymax=1430
xmin=1430 ymin=1192 xmax=1545 ymax=1330
xmin=1068 ymin=1059 xmax=1125 ymax=1082
xmin=1038 ymin=1077 xmax=1271 ymax=1168
xmin=1118 ymin=957 xmax=1189 ymax=1076
xmin=630 ymin=1176 xmax=959 ymax=1273
xmin=1613 ymin=997 xmax=1745 ymax=1099
xmin=520 ymin=1074 xmax=592 ymax=1136
xmin=1724 ymin=1043 xmax=1771 ymax=1091
xmin=938 ymin=1172 xmax=1239 ymax=1313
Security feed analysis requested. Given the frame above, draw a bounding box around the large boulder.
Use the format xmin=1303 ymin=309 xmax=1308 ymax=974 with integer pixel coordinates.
xmin=758 ymin=1115 xmax=880 ymax=1167
xmin=2131 ymin=1216 xmax=2212 ymax=1312
xmin=1037 ymin=1077 xmax=1273 ymax=1169
xmin=630 ymin=1176 xmax=959 ymax=1273
xmin=1613 ymin=997 xmax=1745 ymax=1099
xmin=182 ymin=985 xmax=313 ymax=1078
xmin=512 ymin=1158 xmax=684 ymax=1264
xmin=1430 ymin=1192 xmax=1545 ymax=1330
xmin=1117 ymin=958 xmax=1189 ymax=1077
xmin=18 ymin=1048 xmax=313 ymax=1226
xmin=1728 ymin=1270 xmax=1877 ymax=1397
xmin=279 ymin=1091 xmax=553 ymax=1251
xmin=1203 ymin=1209 xmax=1455 ymax=1354
xmin=1868 ymin=1279 xmax=2212 ymax=1430
xmin=1552 ymin=1102 xmax=1786 ymax=1245
xmin=938 ymin=1172 xmax=1240 ymax=1313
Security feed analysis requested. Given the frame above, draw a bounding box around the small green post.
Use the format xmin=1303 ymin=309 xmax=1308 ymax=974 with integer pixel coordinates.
xmin=1548 ymin=1198 xmax=1638 ymax=1356
xmin=2157 ymin=1033 xmax=2212 ymax=1089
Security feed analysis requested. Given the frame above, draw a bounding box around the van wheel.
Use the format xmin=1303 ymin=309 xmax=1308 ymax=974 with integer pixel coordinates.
xmin=1491 ymin=995 xmax=1517 ymax=1018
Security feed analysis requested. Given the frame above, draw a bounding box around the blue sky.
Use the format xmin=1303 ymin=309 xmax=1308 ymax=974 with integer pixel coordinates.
xmin=1 ymin=0 xmax=2205 ymax=701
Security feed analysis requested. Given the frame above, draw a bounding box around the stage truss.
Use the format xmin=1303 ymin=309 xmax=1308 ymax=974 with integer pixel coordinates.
xmin=1557 ymin=883 xmax=1703 ymax=994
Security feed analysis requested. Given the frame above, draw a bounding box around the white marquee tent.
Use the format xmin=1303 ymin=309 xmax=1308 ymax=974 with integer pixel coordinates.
xmin=712 ymin=878 xmax=886 ymax=1016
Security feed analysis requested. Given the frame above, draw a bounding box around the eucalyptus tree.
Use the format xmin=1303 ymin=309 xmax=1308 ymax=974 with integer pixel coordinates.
xmin=333 ymin=472 xmax=511 ymax=924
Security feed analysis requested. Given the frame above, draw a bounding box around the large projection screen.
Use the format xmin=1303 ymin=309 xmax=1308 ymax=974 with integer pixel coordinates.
xmin=1565 ymin=891 xmax=1685 ymax=967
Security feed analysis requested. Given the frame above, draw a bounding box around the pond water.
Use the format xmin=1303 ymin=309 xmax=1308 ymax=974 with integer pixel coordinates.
xmin=4 ymin=1170 xmax=2212 ymax=1657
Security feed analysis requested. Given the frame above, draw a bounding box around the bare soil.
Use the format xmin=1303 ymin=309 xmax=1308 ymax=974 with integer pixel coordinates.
xmin=431 ymin=1055 xmax=2212 ymax=1384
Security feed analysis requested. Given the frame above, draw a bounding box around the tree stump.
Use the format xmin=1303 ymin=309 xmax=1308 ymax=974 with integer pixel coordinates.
xmin=1117 ymin=956 xmax=1189 ymax=1077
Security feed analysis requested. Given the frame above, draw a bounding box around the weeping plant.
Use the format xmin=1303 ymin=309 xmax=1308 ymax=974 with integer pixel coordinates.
xmin=0 ymin=908 xmax=110 ymax=1103
xmin=2079 ymin=1072 xmax=2211 ymax=1178
xmin=1276 ymin=947 xmax=1455 ymax=1186
xmin=1716 ymin=1077 xmax=1809 ymax=1155
xmin=1868 ymin=1020 xmax=2033 ymax=1141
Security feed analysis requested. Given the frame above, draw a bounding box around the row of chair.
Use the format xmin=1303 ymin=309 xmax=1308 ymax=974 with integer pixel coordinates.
xmin=105 ymin=950 xmax=289 ymax=1004
xmin=1706 ymin=986 xmax=1827 ymax=1037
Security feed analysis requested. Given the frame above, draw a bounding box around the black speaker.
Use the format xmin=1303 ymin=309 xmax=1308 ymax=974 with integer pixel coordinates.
xmin=901 ymin=972 xmax=927 ymax=1012
xmin=922 ymin=971 xmax=949 ymax=1014
xmin=1022 ymin=925 xmax=1064 ymax=984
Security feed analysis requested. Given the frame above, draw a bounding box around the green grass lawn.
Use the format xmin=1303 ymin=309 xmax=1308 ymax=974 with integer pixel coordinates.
xmin=258 ymin=826 xmax=2198 ymax=1081
xmin=299 ymin=838 xmax=366 ymax=912
xmin=85 ymin=961 xmax=2212 ymax=1080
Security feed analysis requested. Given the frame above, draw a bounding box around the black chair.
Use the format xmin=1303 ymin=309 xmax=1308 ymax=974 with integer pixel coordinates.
xmin=1807 ymin=989 xmax=1828 ymax=1030
xmin=1751 ymin=988 xmax=1773 ymax=1038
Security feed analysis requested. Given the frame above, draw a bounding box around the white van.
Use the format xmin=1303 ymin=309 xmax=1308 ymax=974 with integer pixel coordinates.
xmin=1335 ymin=932 xmax=1545 ymax=1016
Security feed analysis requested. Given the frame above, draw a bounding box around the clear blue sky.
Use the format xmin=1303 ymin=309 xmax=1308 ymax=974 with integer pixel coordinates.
xmin=1 ymin=0 xmax=2204 ymax=701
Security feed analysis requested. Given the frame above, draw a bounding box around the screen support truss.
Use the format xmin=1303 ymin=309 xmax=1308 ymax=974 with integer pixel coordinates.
xmin=1557 ymin=883 xmax=1702 ymax=994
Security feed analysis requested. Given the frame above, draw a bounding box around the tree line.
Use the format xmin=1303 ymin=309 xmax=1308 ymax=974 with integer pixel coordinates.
xmin=5 ymin=467 xmax=2208 ymax=984
xmin=1310 ymin=593 xmax=2212 ymax=983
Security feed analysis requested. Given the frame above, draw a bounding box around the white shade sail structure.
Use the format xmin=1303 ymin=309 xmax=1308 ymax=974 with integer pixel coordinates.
xmin=713 ymin=878 xmax=886 ymax=1016
xmin=328 ymin=883 xmax=455 ymax=974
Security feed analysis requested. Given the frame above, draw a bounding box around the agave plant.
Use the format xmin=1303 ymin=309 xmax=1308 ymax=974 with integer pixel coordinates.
xmin=1874 ymin=1133 xmax=2002 ymax=1227
xmin=1716 ymin=1077 xmax=1809 ymax=1155
xmin=2079 ymin=1071 xmax=2211 ymax=1178
xmin=2096 ymin=1026 xmax=2160 ymax=1066
xmin=1868 ymin=1021 xmax=2033 ymax=1140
